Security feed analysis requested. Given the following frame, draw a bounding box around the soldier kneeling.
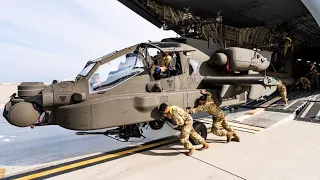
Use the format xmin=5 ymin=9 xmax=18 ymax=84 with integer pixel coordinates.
xmin=295 ymin=77 xmax=311 ymax=90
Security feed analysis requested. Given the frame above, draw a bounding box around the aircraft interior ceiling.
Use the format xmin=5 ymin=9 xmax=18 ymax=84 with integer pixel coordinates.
xmin=118 ymin=0 xmax=320 ymax=55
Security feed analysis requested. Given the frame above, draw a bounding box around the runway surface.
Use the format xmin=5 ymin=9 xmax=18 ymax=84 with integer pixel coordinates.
xmin=0 ymin=108 xmax=177 ymax=175
xmin=4 ymin=118 xmax=320 ymax=180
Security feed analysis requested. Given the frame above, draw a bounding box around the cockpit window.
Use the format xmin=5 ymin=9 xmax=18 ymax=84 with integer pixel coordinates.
xmin=78 ymin=63 xmax=96 ymax=77
xmin=89 ymin=51 xmax=145 ymax=93
xmin=146 ymin=47 xmax=159 ymax=57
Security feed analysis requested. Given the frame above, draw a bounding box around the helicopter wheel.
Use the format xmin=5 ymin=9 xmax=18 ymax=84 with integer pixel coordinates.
xmin=190 ymin=121 xmax=207 ymax=145
xmin=149 ymin=120 xmax=165 ymax=130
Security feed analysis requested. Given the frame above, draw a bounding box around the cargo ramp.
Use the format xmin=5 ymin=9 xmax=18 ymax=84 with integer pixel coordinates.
xmin=240 ymin=89 xmax=320 ymax=124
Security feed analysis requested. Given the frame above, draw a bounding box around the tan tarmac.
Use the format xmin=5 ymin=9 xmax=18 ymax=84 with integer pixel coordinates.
xmin=47 ymin=119 xmax=320 ymax=180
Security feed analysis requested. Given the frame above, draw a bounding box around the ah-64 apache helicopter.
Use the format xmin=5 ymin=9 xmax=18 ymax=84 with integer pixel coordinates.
xmin=2 ymin=37 xmax=288 ymax=143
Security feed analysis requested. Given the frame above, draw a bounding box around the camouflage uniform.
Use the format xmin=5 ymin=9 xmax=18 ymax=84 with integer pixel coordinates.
xmin=296 ymin=77 xmax=311 ymax=90
xmin=152 ymin=54 xmax=172 ymax=80
xmin=277 ymin=79 xmax=288 ymax=104
xmin=169 ymin=106 xmax=207 ymax=150
xmin=310 ymin=65 xmax=319 ymax=88
xmin=283 ymin=37 xmax=293 ymax=57
xmin=189 ymin=92 xmax=239 ymax=142
xmin=156 ymin=55 xmax=172 ymax=67
xmin=202 ymin=91 xmax=214 ymax=102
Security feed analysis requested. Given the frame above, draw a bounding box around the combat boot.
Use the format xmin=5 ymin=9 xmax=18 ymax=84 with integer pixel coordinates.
xmin=231 ymin=133 xmax=240 ymax=142
xmin=226 ymin=131 xmax=233 ymax=143
xmin=199 ymin=142 xmax=209 ymax=151
xmin=187 ymin=147 xmax=195 ymax=156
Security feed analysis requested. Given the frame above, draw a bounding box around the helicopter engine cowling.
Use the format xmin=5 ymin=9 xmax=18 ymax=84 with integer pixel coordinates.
xmin=210 ymin=47 xmax=270 ymax=72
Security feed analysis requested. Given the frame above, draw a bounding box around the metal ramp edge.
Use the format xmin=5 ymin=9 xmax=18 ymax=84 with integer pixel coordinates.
xmin=295 ymin=101 xmax=320 ymax=123
xmin=235 ymin=110 xmax=295 ymax=129
xmin=265 ymin=100 xmax=308 ymax=113
xmin=239 ymin=89 xmax=305 ymax=109
xmin=266 ymin=91 xmax=320 ymax=114
xmin=241 ymin=90 xmax=320 ymax=113
xmin=240 ymin=95 xmax=278 ymax=109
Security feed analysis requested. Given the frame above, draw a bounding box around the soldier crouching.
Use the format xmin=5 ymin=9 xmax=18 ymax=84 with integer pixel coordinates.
xmin=159 ymin=103 xmax=209 ymax=156
xmin=295 ymin=77 xmax=311 ymax=90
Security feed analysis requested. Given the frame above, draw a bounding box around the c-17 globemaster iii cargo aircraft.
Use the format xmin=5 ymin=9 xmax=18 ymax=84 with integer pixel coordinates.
xmin=2 ymin=0 xmax=320 ymax=144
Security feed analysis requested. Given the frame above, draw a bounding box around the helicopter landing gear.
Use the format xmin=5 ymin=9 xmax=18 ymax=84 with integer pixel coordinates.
xmin=228 ymin=105 xmax=239 ymax=112
xmin=76 ymin=124 xmax=145 ymax=142
xmin=149 ymin=120 xmax=165 ymax=130
xmin=190 ymin=121 xmax=207 ymax=145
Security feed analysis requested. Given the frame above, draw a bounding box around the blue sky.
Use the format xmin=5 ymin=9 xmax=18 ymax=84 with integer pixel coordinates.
xmin=0 ymin=0 xmax=177 ymax=83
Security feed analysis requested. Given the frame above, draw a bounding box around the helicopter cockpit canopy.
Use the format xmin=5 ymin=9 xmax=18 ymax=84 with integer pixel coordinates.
xmin=88 ymin=50 xmax=145 ymax=94
xmin=74 ymin=42 xmax=195 ymax=92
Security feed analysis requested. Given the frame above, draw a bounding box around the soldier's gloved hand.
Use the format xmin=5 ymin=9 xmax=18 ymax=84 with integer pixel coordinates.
xmin=155 ymin=66 xmax=161 ymax=73
xmin=184 ymin=121 xmax=192 ymax=126
xmin=200 ymin=89 xmax=206 ymax=94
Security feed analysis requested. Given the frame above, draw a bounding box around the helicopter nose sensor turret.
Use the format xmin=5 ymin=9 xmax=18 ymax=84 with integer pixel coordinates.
xmin=6 ymin=101 xmax=41 ymax=127
xmin=3 ymin=82 xmax=46 ymax=127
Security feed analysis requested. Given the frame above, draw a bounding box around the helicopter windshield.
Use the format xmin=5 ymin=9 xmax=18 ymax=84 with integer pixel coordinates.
xmin=89 ymin=51 xmax=145 ymax=93
xmin=67 ymin=62 xmax=96 ymax=82
xmin=77 ymin=62 xmax=96 ymax=77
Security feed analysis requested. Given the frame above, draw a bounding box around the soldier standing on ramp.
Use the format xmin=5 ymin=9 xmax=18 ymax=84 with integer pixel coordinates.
xmin=159 ymin=103 xmax=209 ymax=156
xmin=276 ymin=78 xmax=288 ymax=106
xmin=309 ymin=63 xmax=319 ymax=88
xmin=186 ymin=90 xmax=240 ymax=143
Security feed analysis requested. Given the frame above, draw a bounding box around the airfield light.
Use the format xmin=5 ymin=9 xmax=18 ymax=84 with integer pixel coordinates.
xmin=307 ymin=61 xmax=310 ymax=63
xmin=314 ymin=62 xmax=317 ymax=64
xmin=297 ymin=59 xmax=301 ymax=61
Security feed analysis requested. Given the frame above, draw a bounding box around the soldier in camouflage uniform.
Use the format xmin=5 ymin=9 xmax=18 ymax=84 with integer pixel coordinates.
xmin=159 ymin=103 xmax=209 ymax=156
xmin=151 ymin=52 xmax=172 ymax=80
xmin=295 ymin=77 xmax=311 ymax=90
xmin=276 ymin=78 xmax=288 ymax=105
xmin=283 ymin=36 xmax=293 ymax=57
xmin=309 ymin=63 xmax=319 ymax=88
xmin=186 ymin=90 xmax=240 ymax=143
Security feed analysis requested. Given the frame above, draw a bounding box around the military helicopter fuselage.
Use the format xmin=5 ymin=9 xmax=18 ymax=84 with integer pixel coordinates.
xmin=2 ymin=37 xmax=288 ymax=142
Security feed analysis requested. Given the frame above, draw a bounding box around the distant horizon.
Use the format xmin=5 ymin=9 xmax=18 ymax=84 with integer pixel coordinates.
xmin=0 ymin=0 xmax=177 ymax=83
